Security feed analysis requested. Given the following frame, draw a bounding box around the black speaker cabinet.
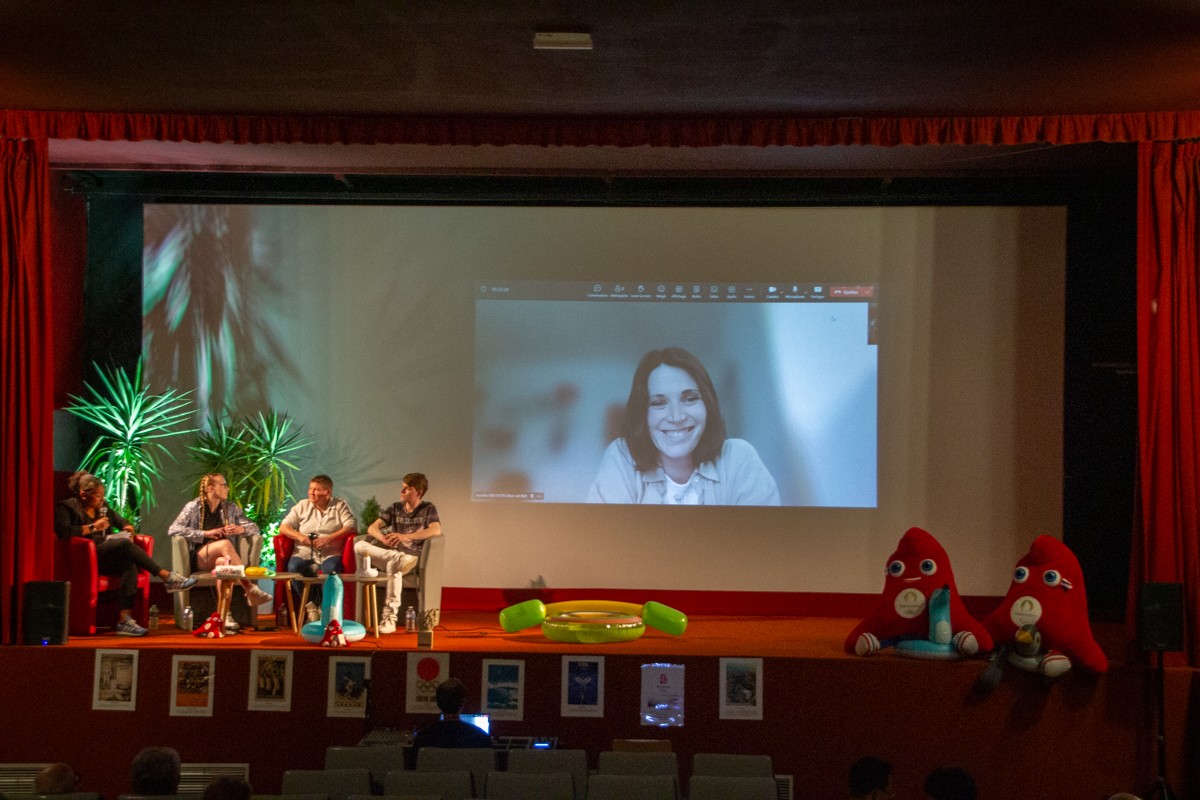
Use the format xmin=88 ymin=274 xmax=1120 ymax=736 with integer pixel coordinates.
xmin=23 ymin=580 xmax=69 ymax=645
xmin=1138 ymin=582 xmax=1185 ymax=652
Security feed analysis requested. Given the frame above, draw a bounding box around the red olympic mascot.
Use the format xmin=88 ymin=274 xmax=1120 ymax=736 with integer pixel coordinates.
xmin=983 ymin=535 xmax=1107 ymax=676
xmin=845 ymin=526 xmax=992 ymax=657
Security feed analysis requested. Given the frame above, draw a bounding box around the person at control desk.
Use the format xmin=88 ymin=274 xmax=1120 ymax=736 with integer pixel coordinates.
xmin=411 ymin=678 xmax=493 ymax=755
xmin=588 ymin=346 xmax=780 ymax=505
xmin=278 ymin=474 xmax=357 ymax=619
xmin=354 ymin=472 xmax=441 ymax=634
xmin=54 ymin=471 xmax=197 ymax=636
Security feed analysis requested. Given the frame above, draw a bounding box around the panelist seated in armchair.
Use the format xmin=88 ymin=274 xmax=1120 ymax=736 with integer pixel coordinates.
xmin=54 ymin=471 xmax=197 ymax=636
xmin=168 ymin=473 xmax=274 ymax=617
xmin=279 ymin=474 xmax=357 ymax=620
xmin=354 ymin=472 xmax=441 ymax=634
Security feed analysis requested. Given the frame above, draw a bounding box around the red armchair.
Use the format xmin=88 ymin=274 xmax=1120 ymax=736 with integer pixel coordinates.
xmin=54 ymin=534 xmax=154 ymax=635
xmin=273 ymin=533 xmax=357 ymax=620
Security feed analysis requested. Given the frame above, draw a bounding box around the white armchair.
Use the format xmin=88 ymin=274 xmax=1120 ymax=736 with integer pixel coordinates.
xmin=170 ymin=532 xmax=263 ymax=623
xmin=353 ymin=533 xmax=445 ymax=627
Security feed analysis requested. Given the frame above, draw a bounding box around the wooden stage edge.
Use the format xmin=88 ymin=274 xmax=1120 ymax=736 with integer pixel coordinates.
xmin=6 ymin=613 xmax=1197 ymax=800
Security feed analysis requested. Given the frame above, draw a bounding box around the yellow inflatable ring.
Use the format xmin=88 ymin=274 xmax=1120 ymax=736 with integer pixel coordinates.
xmin=542 ymin=611 xmax=647 ymax=643
xmin=499 ymin=599 xmax=687 ymax=637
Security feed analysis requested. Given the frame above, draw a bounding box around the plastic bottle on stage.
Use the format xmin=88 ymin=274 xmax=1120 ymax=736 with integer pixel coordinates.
xmin=149 ymin=604 xmax=159 ymax=630
xmin=405 ymin=606 xmax=417 ymax=633
xmin=181 ymin=606 xmax=194 ymax=631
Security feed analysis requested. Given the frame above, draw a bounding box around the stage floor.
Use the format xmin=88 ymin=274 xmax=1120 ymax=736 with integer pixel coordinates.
xmin=52 ymin=611 xmax=1134 ymax=662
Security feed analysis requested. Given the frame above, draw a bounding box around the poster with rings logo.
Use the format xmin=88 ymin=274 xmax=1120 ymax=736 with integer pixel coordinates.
xmin=407 ymin=651 xmax=449 ymax=713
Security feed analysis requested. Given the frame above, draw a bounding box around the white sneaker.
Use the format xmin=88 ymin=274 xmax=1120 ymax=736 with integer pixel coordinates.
xmin=245 ymin=585 xmax=273 ymax=607
xmin=223 ymin=619 xmax=240 ymax=635
xmin=378 ymin=616 xmax=397 ymax=635
xmin=305 ymin=601 xmax=322 ymax=623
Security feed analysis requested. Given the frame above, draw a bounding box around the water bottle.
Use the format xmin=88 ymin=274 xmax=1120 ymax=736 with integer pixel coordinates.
xmin=148 ymin=604 xmax=159 ymax=630
xmin=275 ymin=602 xmax=289 ymax=630
xmin=181 ymin=605 xmax=194 ymax=631
xmin=404 ymin=606 xmax=417 ymax=633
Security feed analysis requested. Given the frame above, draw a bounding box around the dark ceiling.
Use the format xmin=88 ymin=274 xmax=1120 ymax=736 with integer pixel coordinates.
xmin=6 ymin=1 xmax=1197 ymax=174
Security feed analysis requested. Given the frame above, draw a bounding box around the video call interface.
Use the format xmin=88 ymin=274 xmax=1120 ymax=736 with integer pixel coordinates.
xmin=471 ymin=280 xmax=879 ymax=508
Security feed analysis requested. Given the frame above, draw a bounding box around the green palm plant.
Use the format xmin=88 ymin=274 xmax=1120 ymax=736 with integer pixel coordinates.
xmin=187 ymin=417 xmax=255 ymax=503
xmin=242 ymin=410 xmax=311 ymax=526
xmin=65 ymin=360 xmax=196 ymax=524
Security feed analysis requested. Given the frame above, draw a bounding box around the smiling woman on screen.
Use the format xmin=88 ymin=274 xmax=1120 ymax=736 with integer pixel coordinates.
xmin=588 ymin=346 xmax=779 ymax=506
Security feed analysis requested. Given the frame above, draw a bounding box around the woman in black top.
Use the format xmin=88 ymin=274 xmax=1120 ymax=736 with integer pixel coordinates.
xmin=54 ymin=471 xmax=196 ymax=635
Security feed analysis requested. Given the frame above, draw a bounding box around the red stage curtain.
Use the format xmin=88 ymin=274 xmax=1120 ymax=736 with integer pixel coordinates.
xmin=3 ymin=108 xmax=1200 ymax=148
xmin=0 ymin=137 xmax=55 ymax=645
xmin=1136 ymin=141 xmax=1200 ymax=665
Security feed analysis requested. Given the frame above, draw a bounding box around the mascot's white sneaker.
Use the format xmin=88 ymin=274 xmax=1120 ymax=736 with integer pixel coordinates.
xmin=954 ymin=631 xmax=979 ymax=656
xmin=855 ymin=632 xmax=881 ymax=656
xmin=1040 ymin=650 xmax=1072 ymax=678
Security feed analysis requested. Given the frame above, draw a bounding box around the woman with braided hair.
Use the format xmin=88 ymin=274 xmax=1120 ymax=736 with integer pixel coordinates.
xmin=169 ymin=473 xmax=274 ymax=629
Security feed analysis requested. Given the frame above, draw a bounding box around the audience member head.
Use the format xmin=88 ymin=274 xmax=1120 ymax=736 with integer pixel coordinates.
xmin=203 ymin=776 xmax=251 ymax=800
xmin=33 ymin=763 xmax=79 ymax=794
xmin=403 ymin=472 xmax=428 ymax=498
xmin=435 ymin=677 xmax=468 ymax=715
xmin=849 ymin=756 xmax=894 ymax=799
xmin=924 ymin=767 xmax=976 ymax=800
xmin=131 ymin=746 xmax=181 ymax=796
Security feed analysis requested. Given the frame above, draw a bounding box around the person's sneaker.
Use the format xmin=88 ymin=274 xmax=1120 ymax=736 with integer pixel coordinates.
xmin=245 ymin=585 xmax=273 ymax=607
xmin=305 ymin=601 xmax=322 ymax=623
xmin=378 ymin=615 xmax=397 ymax=635
xmin=223 ymin=619 xmax=240 ymax=635
xmin=115 ymin=618 xmax=149 ymax=636
xmin=164 ymin=572 xmax=198 ymax=593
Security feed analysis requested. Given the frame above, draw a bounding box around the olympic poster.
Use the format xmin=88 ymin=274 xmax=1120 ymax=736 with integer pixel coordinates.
xmin=718 ymin=657 xmax=762 ymax=720
xmin=328 ymin=656 xmax=371 ymax=718
xmin=639 ymin=662 xmax=684 ymax=727
xmin=170 ymin=654 xmax=215 ymax=717
xmin=248 ymin=649 xmax=293 ymax=712
xmin=406 ymin=651 xmax=449 ymax=714
xmin=561 ymin=655 xmax=604 ymax=718
xmin=93 ymin=649 xmax=138 ymax=711
xmin=482 ymin=659 xmax=524 ymax=721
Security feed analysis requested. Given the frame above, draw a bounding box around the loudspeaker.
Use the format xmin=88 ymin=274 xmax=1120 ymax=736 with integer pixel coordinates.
xmin=23 ymin=581 xmax=69 ymax=645
xmin=1138 ymin=582 xmax=1184 ymax=652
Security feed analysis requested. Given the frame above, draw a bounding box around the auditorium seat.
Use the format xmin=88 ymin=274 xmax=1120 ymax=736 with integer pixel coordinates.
xmin=596 ymin=752 xmax=678 ymax=800
xmin=610 ymin=739 xmax=671 ymax=752
xmin=415 ymin=747 xmax=495 ymax=796
xmin=382 ymin=769 xmax=474 ymax=800
xmin=281 ymin=769 xmax=371 ymax=800
xmin=483 ymin=771 xmax=574 ymax=800
xmin=586 ymin=774 xmax=675 ymax=800
xmin=54 ymin=533 xmax=153 ymax=635
xmin=690 ymin=753 xmax=773 ymax=778
xmin=324 ymin=746 xmax=406 ymax=792
xmin=688 ymin=775 xmax=777 ymax=800
xmin=506 ymin=749 xmax=588 ymax=800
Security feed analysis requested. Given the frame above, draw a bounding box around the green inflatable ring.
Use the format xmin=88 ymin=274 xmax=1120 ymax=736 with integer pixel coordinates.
xmin=499 ymin=598 xmax=688 ymax=636
xmin=541 ymin=611 xmax=646 ymax=644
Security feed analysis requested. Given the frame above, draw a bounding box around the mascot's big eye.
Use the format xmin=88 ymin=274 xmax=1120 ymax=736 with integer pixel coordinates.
xmin=919 ymin=559 xmax=937 ymax=576
xmin=1043 ymin=570 xmax=1062 ymax=587
xmin=1013 ymin=566 xmax=1029 ymax=583
xmin=887 ymin=560 xmax=905 ymax=577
